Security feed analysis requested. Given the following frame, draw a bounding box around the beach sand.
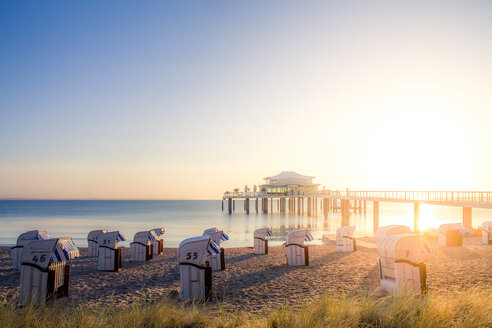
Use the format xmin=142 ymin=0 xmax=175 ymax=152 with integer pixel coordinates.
xmin=0 ymin=237 xmax=490 ymax=314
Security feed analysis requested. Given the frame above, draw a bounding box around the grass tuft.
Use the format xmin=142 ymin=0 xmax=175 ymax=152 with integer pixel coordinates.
xmin=1 ymin=289 xmax=490 ymax=328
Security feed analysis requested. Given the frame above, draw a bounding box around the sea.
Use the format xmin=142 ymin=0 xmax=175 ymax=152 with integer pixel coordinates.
xmin=1 ymin=200 xmax=491 ymax=248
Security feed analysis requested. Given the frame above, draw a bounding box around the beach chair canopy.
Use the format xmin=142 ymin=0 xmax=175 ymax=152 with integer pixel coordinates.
xmin=153 ymin=228 xmax=165 ymax=237
xmin=336 ymin=226 xmax=356 ymax=242
xmin=203 ymin=227 xmax=229 ymax=246
xmin=375 ymin=225 xmax=412 ymax=247
xmin=88 ymin=230 xmax=107 ymax=243
xmin=21 ymin=238 xmax=80 ymax=271
xmin=437 ymin=223 xmax=473 ymax=236
xmin=378 ymin=234 xmax=431 ymax=263
xmin=97 ymin=231 xmax=126 ymax=248
xmin=286 ymin=229 xmax=313 ymax=245
xmin=133 ymin=230 xmax=158 ymax=244
xmin=178 ymin=235 xmax=220 ymax=265
xmin=254 ymin=228 xmax=272 ymax=239
xmin=16 ymin=230 xmax=50 ymax=247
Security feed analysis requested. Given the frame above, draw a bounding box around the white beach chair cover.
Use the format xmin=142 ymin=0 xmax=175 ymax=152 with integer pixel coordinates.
xmin=482 ymin=221 xmax=492 ymax=244
xmin=254 ymin=228 xmax=272 ymax=255
xmin=336 ymin=226 xmax=356 ymax=251
xmin=375 ymin=225 xmax=412 ymax=248
xmin=12 ymin=230 xmax=50 ymax=270
xmin=87 ymin=230 xmax=107 ymax=256
xmin=378 ymin=234 xmax=429 ymax=294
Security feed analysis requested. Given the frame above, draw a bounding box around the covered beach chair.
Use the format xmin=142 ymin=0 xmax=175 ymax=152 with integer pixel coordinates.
xmin=378 ymin=234 xmax=430 ymax=295
xmin=87 ymin=229 xmax=107 ymax=257
xmin=11 ymin=230 xmax=50 ymax=270
xmin=375 ymin=225 xmax=412 ymax=249
xmin=203 ymin=227 xmax=229 ymax=271
xmin=130 ymin=230 xmax=157 ymax=262
xmin=19 ymin=238 xmax=79 ymax=305
xmin=284 ymin=229 xmax=313 ymax=266
xmin=482 ymin=221 xmax=492 ymax=245
xmin=178 ymin=235 xmax=220 ymax=301
xmin=254 ymin=228 xmax=272 ymax=255
xmin=336 ymin=226 xmax=356 ymax=252
xmin=152 ymin=228 xmax=165 ymax=255
xmin=437 ymin=223 xmax=464 ymax=247
xmin=97 ymin=231 xmax=125 ymax=272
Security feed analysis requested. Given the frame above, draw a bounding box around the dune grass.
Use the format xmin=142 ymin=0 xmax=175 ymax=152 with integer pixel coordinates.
xmin=1 ymin=289 xmax=491 ymax=328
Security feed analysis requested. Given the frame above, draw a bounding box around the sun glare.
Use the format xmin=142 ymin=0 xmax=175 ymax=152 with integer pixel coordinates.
xmin=418 ymin=204 xmax=442 ymax=231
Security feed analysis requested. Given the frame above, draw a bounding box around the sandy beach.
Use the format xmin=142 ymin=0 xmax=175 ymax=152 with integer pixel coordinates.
xmin=0 ymin=238 xmax=490 ymax=314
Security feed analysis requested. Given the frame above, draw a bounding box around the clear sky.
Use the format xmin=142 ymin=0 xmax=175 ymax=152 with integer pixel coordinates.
xmin=1 ymin=0 xmax=491 ymax=199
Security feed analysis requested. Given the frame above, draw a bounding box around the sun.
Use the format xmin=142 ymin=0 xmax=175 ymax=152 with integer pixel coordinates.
xmin=418 ymin=204 xmax=441 ymax=231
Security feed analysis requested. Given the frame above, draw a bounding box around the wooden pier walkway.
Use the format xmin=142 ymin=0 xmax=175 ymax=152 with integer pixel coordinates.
xmin=222 ymin=190 xmax=492 ymax=232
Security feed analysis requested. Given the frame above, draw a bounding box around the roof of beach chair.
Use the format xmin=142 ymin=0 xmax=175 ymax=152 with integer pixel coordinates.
xmin=336 ymin=226 xmax=356 ymax=242
xmin=88 ymin=229 xmax=107 ymax=241
xmin=254 ymin=227 xmax=272 ymax=239
xmin=16 ymin=230 xmax=49 ymax=246
xmin=153 ymin=228 xmax=165 ymax=236
xmin=177 ymin=235 xmax=220 ymax=265
xmin=21 ymin=237 xmax=79 ymax=270
xmin=375 ymin=225 xmax=412 ymax=247
xmin=286 ymin=229 xmax=313 ymax=245
xmin=203 ymin=227 xmax=229 ymax=245
xmin=377 ymin=233 xmax=430 ymax=262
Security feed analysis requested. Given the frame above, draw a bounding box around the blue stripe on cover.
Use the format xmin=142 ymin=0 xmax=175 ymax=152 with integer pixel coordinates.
xmin=266 ymin=228 xmax=272 ymax=237
xmin=305 ymin=231 xmax=314 ymax=241
xmin=53 ymin=249 xmax=63 ymax=262
xmin=208 ymin=240 xmax=221 ymax=254
xmin=148 ymin=231 xmax=158 ymax=241
xmin=117 ymin=232 xmax=126 ymax=241
xmin=220 ymin=232 xmax=229 ymax=241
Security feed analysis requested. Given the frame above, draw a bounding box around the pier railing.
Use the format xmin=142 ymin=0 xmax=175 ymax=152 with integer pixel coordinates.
xmin=224 ymin=190 xmax=492 ymax=205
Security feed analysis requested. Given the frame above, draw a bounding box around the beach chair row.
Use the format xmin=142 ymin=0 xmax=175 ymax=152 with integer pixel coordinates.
xmin=9 ymin=221 xmax=492 ymax=305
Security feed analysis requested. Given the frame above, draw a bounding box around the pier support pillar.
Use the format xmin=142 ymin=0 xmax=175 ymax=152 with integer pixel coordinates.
xmin=280 ymin=198 xmax=286 ymax=213
xmin=373 ymin=201 xmax=379 ymax=233
xmin=363 ymin=200 xmax=367 ymax=214
xmin=262 ymin=198 xmax=268 ymax=213
xmin=307 ymin=198 xmax=312 ymax=216
xmin=228 ymin=198 xmax=232 ymax=215
xmin=297 ymin=198 xmax=301 ymax=215
xmin=463 ymin=207 xmax=472 ymax=230
xmin=414 ymin=202 xmax=420 ymax=232
xmin=341 ymin=200 xmax=350 ymax=226
xmin=233 ymin=200 xmax=235 ymax=211
xmin=255 ymin=198 xmax=258 ymax=213
xmin=245 ymin=199 xmax=250 ymax=214
xmin=323 ymin=199 xmax=328 ymax=218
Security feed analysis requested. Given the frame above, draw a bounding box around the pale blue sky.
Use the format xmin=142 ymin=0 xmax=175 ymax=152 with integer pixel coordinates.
xmin=1 ymin=1 xmax=491 ymax=199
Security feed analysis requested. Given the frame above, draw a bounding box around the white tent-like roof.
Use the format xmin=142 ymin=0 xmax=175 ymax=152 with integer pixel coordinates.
xmin=260 ymin=180 xmax=320 ymax=187
xmin=264 ymin=171 xmax=315 ymax=181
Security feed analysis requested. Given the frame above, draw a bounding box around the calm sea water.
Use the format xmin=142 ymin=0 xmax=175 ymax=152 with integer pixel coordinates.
xmin=1 ymin=200 xmax=491 ymax=247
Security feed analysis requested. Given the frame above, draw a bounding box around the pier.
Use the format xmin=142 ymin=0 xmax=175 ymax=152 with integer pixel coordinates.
xmin=222 ymin=190 xmax=492 ymax=232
